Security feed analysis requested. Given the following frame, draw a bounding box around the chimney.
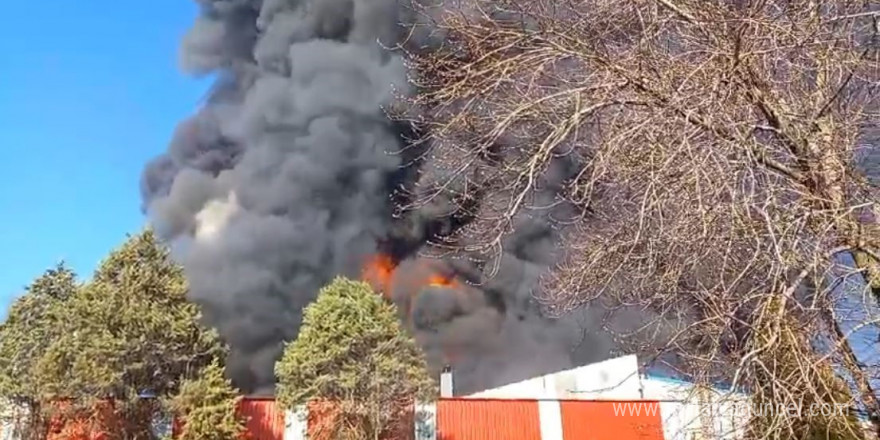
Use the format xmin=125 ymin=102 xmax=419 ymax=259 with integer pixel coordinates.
xmin=440 ymin=365 xmax=453 ymax=398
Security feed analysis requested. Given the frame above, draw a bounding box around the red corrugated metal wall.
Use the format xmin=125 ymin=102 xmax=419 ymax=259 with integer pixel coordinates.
xmin=173 ymin=398 xmax=285 ymax=440
xmin=306 ymin=400 xmax=414 ymax=440
xmin=560 ymin=401 xmax=664 ymax=440
xmin=45 ymin=400 xmax=119 ymax=440
xmin=52 ymin=396 xmax=669 ymax=440
xmin=237 ymin=399 xmax=285 ymax=440
xmin=305 ymin=400 xmax=339 ymax=440
xmin=436 ymin=399 xmax=542 ymax=440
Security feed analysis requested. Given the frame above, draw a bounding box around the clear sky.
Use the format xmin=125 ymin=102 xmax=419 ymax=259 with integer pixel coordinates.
xmin=0 ymin=0 xmax=211 ymax=311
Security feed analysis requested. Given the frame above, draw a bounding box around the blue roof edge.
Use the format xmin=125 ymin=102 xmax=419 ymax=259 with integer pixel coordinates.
xmin=643 ymin=372 xmax=739 ymax=394
xmin=643 ymin=373 xmax=873 ymax=423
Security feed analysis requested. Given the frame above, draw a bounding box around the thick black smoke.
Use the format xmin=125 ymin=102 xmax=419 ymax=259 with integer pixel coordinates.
xmin=141 ymin=0 xmax=622 ymax=395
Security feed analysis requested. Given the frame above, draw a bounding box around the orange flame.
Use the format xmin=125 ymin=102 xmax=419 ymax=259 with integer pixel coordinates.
xmin=361 ymin=254 xmax=459 ymax=297
xmin=362 ymin=253 xmax=464 ymax=365
xmin=361 ymin=254 xmax=395 ymax=297
xmin=361 ymin=253 xmax=461 ymax=297
xmin=427 ymin=273 xmax=458 ymax=288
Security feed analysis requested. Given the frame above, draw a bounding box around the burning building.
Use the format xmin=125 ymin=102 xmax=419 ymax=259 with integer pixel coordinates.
xmin=140 ymin=0 xmax=627 ymax=395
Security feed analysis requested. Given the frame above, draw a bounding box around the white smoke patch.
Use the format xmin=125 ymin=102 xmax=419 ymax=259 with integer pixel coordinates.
xmin=195 ymin=192 xmax=240 ymax=243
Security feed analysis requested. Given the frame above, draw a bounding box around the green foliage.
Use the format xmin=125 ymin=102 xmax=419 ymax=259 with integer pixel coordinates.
xmin=275 ymin=277 xmax=435 ymax=439
xmin=0 ymin=230 xmax=232 ymax=439
xmin=167 ymin=361 xmax=244 ymax=440
xmin=0 ymin=263 xmax=77 ymax=400
xmin=0 ymin=265 xmax=77 ymax=440
xmin=33 ymin=230 xmax=225 ymax=402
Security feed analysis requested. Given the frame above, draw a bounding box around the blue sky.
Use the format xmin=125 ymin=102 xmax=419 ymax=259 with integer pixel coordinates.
xmin=0 ymin=1 xmax=211 ymax=310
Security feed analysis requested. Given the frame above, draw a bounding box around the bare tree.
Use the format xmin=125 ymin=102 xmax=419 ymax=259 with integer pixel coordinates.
xmin=400 ymin=0 xmax=880 ymax=437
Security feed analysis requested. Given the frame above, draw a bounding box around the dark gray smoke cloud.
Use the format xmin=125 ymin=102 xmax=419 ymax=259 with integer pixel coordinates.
xmin=141 ymin=0 xmax=625 ymax=395
xmin=387 ymin=156 xmax=627 ymax=393
xmin=143 ymin=0 xmax=410 ymax=393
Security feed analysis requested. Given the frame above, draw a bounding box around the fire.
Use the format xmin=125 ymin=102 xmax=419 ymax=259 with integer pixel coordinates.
xmin=360 ymin=253 xmax=461 ymax=298
xmin=361 ymin=253 xmax=395 ymax=297
xmin=362 ymin=254 xmax=464 ymax=367
xmin=427 ymin=273 xmax=458 ymax=288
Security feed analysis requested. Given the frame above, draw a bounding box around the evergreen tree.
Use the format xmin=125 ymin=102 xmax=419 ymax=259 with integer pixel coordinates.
xmin=167 ymin=361 xmax=244 ymax=440
xmin=34 ymin=230 xmax=225 ymax=402
xmin=0 ymin=263 xmax=77 ymax=439
xmin=275 ymin=277 xmax=436 ymax=440
xmin=0 ymin=230 xmax=232 ymax=439
xmin=0 ymin=263 xmax=77 ymax=400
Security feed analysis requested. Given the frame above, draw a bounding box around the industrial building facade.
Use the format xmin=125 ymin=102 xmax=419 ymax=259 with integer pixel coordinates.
xmin=207 ymin=355 xmax=748 ymax=440
xmin=0 ymin=355 xmax=750 ymax=440
xmin=235 ymin=397 xmax=665 ymax=440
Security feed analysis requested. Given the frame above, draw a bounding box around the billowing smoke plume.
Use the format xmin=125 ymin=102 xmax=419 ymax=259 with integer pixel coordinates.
xmin=142 ymin=0 xmax=620 ymax=395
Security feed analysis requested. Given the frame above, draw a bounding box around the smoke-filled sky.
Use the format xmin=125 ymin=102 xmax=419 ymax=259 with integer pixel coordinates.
xmin=139 ymin=0 xmax=633 ymax=395
xmin=0 ymin=0 xmax=622 ymax=394
xmin=4 ymin=0 xmax=876 ymax=397
xmin=0 ymin=0 xmax=208 ymax=312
